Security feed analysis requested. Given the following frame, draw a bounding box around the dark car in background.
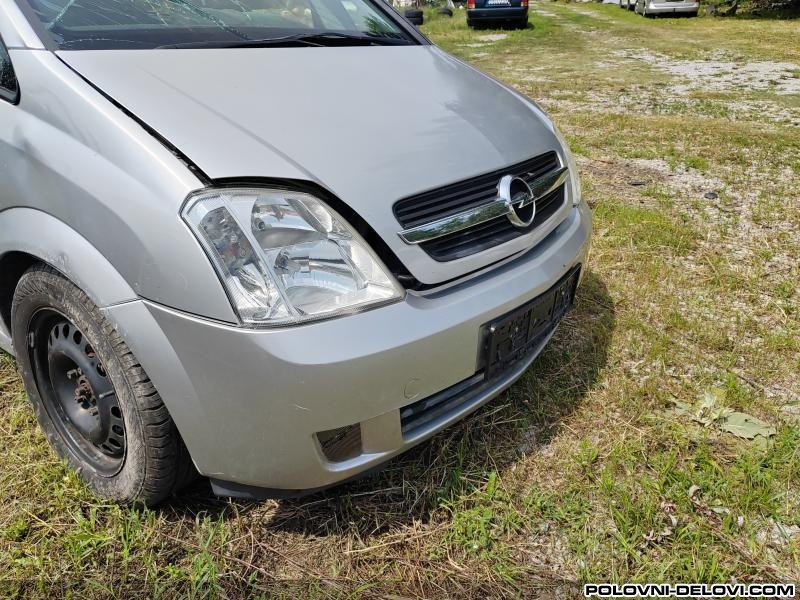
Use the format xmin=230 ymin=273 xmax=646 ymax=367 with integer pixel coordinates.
xmin=467 ymin=0 xmax=528 ymax=28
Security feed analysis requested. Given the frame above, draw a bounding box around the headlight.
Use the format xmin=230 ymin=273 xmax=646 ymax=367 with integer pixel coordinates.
xmin=553 ymin=125 xmax=583 ymax=207
xmin=183 ymin=188 xmax=404 ymax=327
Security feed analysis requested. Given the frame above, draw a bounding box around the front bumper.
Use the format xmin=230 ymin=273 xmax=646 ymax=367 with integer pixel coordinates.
xmin=644 ymin=0 xmax=698 ymax=12
xmin=105 ymin=201 xmax=591 ymax=494
xmin=467 ymin=7 xmax=528 ymax=21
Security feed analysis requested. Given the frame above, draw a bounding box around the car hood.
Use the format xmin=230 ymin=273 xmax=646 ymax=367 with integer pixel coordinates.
xmin=59 ymin=46 xmax=563 ymax=285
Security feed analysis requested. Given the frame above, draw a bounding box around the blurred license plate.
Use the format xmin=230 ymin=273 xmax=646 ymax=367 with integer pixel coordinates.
xmin=487 ymin=1 xmax=511 ymax=5
xmin=482 ymin=266 xmax=580 ymax=379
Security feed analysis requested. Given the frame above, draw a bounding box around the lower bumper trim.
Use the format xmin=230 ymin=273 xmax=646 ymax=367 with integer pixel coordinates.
xmin=209 ymin=463 xmax=388 ymax=500
xmin=646 ymin=3 xmax=698 ymax=11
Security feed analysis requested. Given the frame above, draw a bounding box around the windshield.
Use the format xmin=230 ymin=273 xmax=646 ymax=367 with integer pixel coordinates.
xmin=20 ymin=0 xmax=416 ymax=49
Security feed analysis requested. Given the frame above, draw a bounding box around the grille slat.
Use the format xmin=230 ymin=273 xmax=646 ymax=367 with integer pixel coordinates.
xmin=423 ymin=219 xmax=511 ymax=255
xmin=394 ymin=180 xmax=498 ymax=219
xmin=395 ymin=185 xmax=498 ymax=228
xmin=394 ymin=151 xmax=565 ymax=261
xmin=400 ymin=374 xmax=484 ymax=434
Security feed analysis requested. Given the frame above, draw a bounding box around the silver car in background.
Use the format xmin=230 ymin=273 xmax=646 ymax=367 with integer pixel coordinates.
xmin=0 ymin=0 xmax=591 ymax=504
xmin=635 ymin=0 xmax=699 ymax=16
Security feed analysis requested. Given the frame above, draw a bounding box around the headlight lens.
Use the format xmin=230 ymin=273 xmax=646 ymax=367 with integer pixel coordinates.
xmin=553 ymin=125 xmax=583 ymax=207
xmin=183 ymin=188 xmax=403 ymax=326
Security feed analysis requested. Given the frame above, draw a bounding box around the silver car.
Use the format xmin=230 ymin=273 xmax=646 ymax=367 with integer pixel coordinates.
xmin=635 ymin=0 xmax=699 ymax=16
xmin=0 ymin=0 xmax=591 ymax=504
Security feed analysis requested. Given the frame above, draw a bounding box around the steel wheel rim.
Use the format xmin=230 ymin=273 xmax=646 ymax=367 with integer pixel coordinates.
xmin=29 ymin=309 xmax=125 ymax=476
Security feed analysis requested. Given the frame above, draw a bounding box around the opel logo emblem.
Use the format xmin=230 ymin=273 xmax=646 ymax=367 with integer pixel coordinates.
xmin=498 ymin=175 xmax=536 ymax=228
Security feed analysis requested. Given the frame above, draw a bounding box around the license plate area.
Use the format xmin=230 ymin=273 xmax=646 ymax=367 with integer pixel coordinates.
xmin=487 ymin=1 xmax=511 ymax=6
xmin=481 ymin=266 xmax=580 ymax=380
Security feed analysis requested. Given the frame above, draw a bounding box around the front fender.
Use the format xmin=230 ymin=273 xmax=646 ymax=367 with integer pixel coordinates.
xmin=0 ymin=207 xmax=137 ymax=354
xmin=1 ymin=49 xmax=237 ymax=325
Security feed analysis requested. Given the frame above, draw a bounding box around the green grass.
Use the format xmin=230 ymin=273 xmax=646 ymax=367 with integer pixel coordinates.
xmin=1 ymin=2 xmax=799 ymax=597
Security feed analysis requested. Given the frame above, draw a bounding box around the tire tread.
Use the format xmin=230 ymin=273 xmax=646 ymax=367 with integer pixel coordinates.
xmin=12 ymin=264 xmax=196 ymax=505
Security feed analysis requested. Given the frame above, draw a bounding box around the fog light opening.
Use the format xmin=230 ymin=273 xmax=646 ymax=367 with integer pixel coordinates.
xmin=316 ymin=424 xmax=363 ymax=463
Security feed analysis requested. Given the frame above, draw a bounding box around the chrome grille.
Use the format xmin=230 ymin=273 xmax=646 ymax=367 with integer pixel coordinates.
xmin=394 ymin=152 xmax=560 ymax=228
xmin=420 ymin=186 xmax=564 ymax=262
xmin=393 ymin=151 xmax=566 ymax=262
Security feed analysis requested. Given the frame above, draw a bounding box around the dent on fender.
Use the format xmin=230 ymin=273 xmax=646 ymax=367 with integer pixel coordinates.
xmin=0 ymin=208 xmax=138 ymax=310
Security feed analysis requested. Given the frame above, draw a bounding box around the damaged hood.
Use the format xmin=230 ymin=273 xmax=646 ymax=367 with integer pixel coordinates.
xmin=59 ymin=46 xmax=563 ymax=284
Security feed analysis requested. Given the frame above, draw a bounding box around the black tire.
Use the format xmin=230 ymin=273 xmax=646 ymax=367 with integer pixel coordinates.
xmin=12 ymin=265 xmax=196 ymax=506
xmin=437 ymin=7 xmax=454 ymax=16
xmin=516 ymin=16 xmax=529 ymax=28
xmin=405 ymin=9 xmax=424 ymax=24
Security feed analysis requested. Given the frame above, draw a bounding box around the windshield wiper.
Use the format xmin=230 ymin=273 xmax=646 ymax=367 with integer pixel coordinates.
xmin=156 ymin=32 xmax=412 ymax=49
xmin=290 ymin=32 xmax=411 ymax=46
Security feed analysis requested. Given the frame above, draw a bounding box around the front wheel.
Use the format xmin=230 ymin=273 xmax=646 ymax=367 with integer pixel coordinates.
xmin=12 ymin=265 xmax=196 ymax=505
